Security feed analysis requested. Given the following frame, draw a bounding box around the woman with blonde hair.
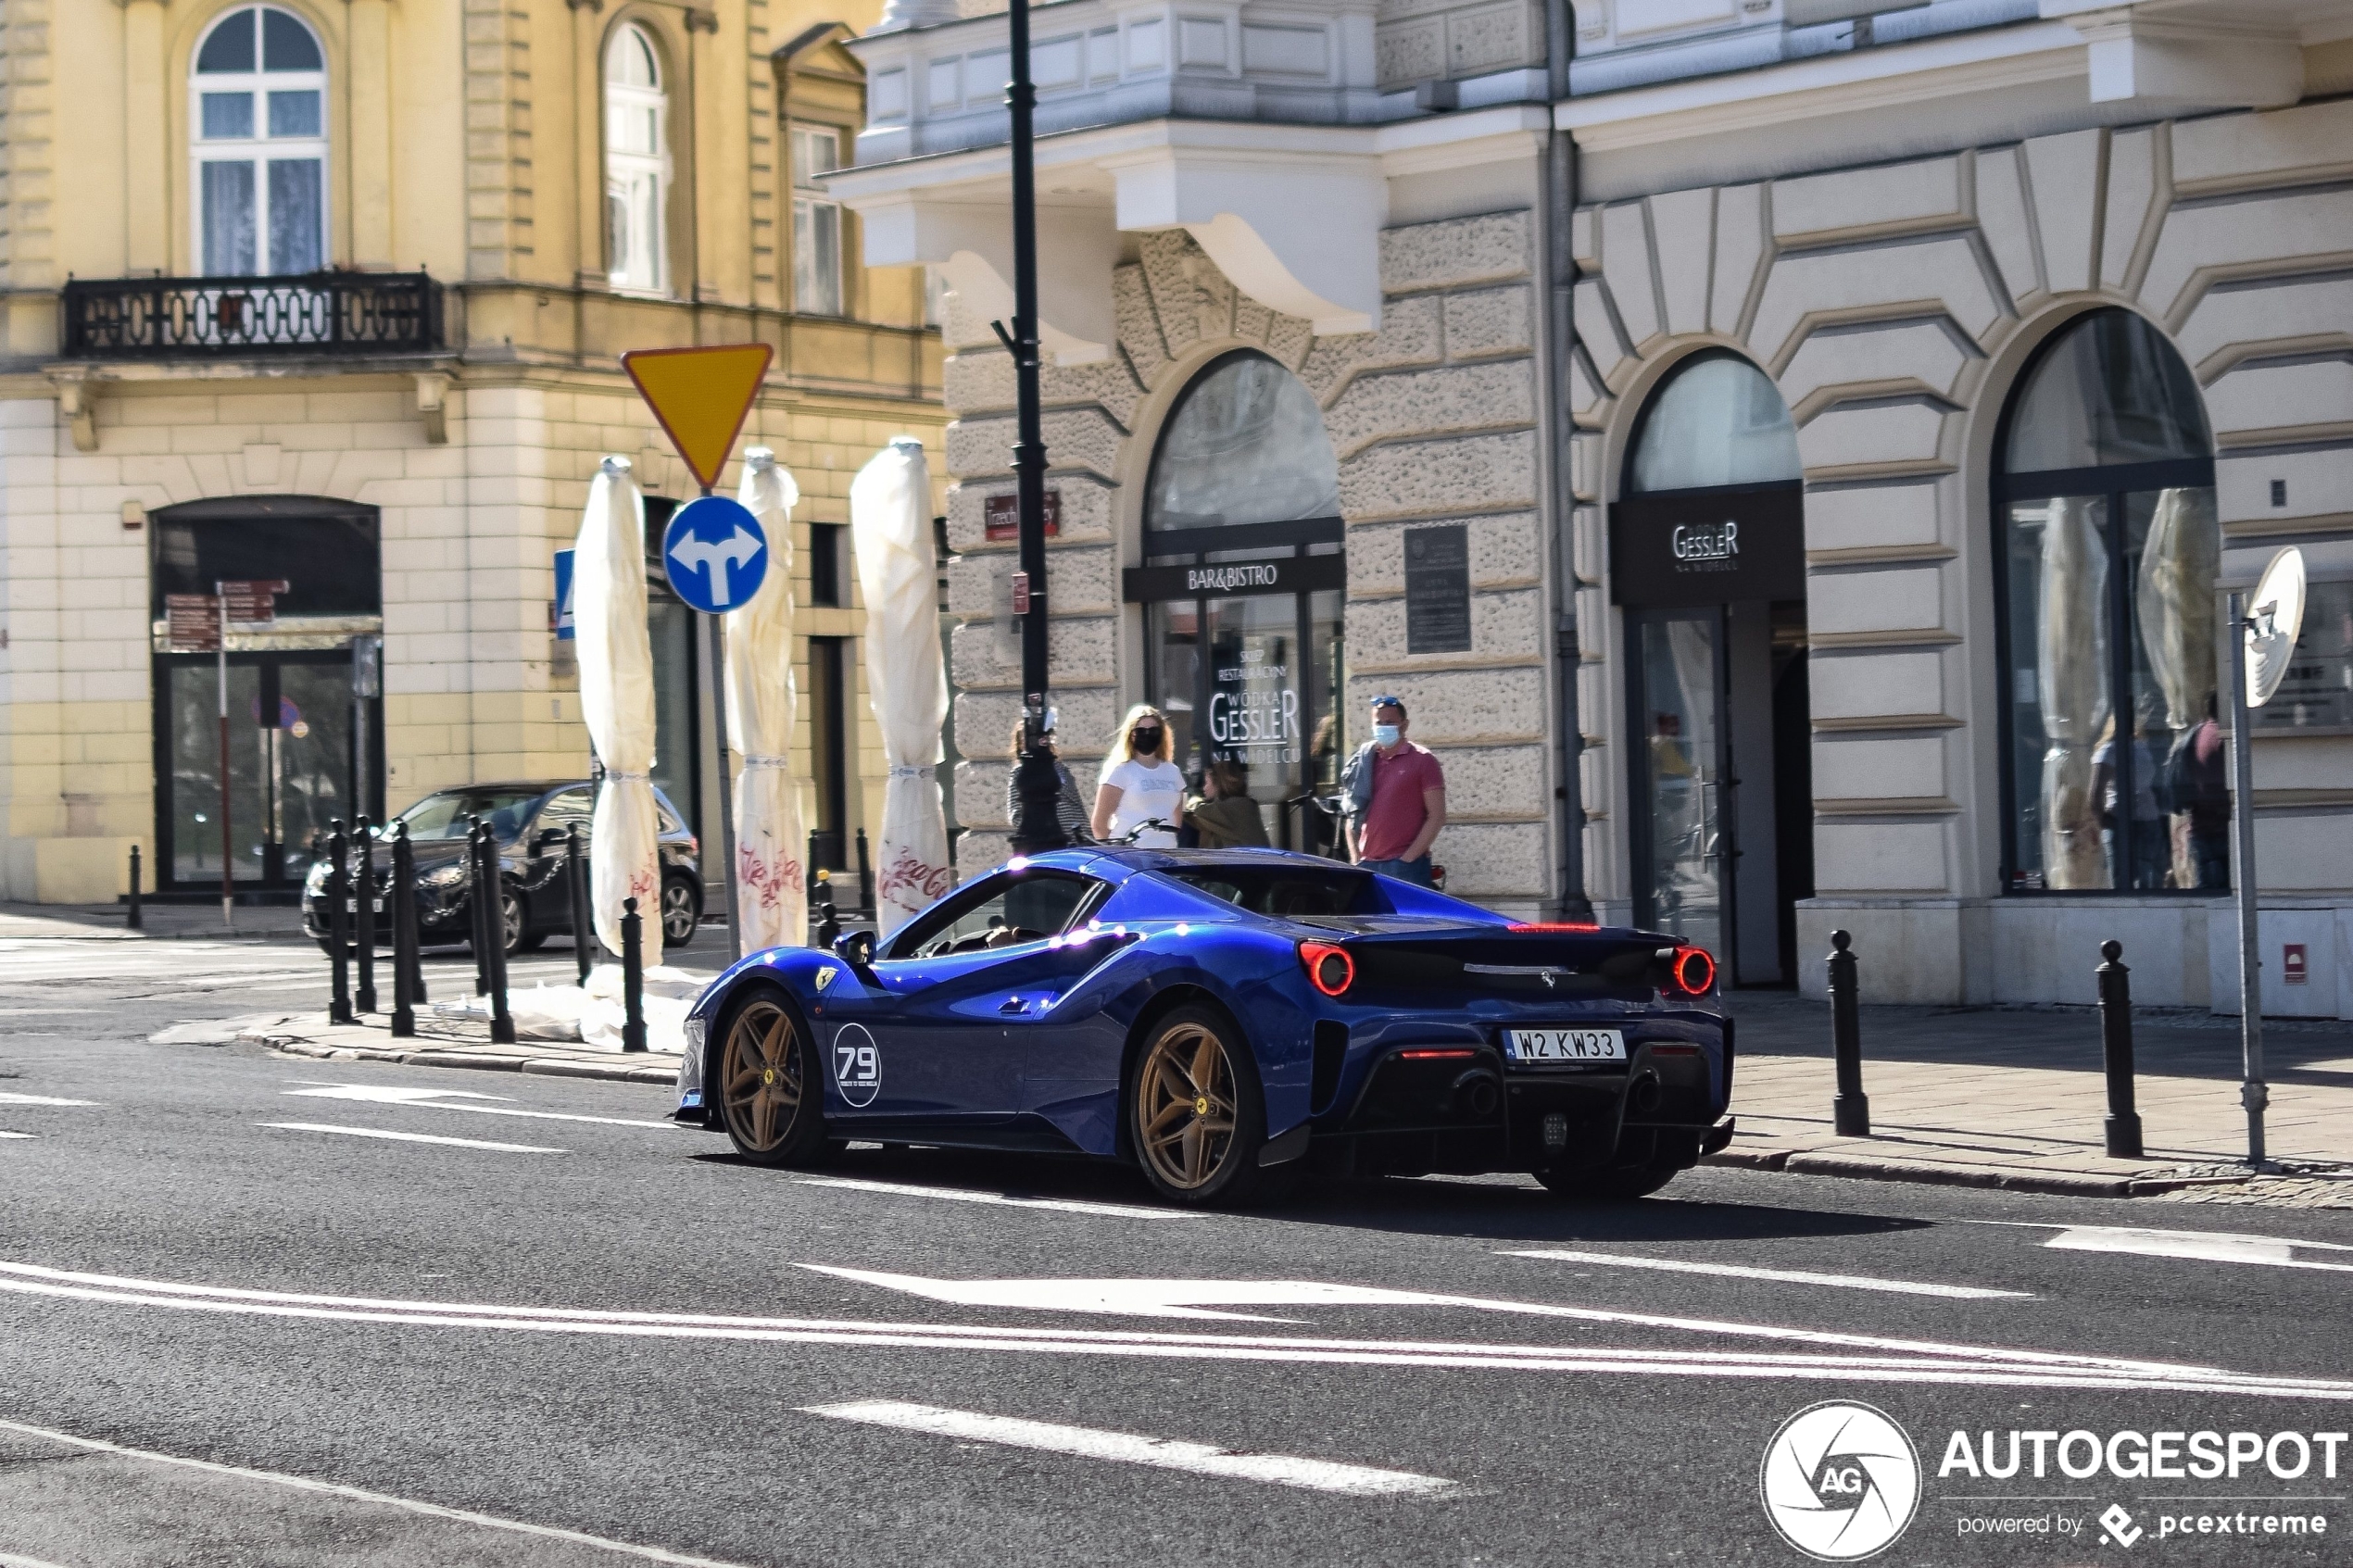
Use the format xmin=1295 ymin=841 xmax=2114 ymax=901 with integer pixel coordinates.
xmin=1091 ymin=704 xmax=1186 ymax=847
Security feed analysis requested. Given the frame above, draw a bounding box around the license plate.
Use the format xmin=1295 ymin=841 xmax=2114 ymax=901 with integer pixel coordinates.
xmin=1504 ymin=1027 xmax=1625 ymax=1064
xmin=344 ymin=898 xmax=384 ymax=913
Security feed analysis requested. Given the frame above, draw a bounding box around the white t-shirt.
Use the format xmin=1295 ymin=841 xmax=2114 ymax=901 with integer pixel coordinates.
xmin=1102 ymin=757 xmax=1186 ymax=847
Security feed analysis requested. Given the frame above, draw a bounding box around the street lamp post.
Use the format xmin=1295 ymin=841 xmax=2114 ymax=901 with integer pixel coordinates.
xmin=1001 ymin=0 xmax=1065 ymax=855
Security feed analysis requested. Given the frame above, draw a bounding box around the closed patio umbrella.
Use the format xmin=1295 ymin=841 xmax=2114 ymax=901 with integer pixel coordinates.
xmin=849 ymin=437 xmax=950 ymax=935
xmin=574 ymin=456 xmax=661 ymax=956
xmin=727 ymin=447 xmax=807 ymax=951
xmin=2136 ymin=485 xmax=2219 ymax=730
xmin=2038 ymin=495 xmax=2110 ymax=889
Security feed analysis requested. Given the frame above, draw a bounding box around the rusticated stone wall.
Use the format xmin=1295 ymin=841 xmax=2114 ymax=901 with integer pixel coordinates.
xmin=939 ymin=210 xmax=1560 ymax=910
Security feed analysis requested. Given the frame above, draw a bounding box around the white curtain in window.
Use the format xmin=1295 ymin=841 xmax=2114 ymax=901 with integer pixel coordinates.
xmin=850 ymin=439 xmax=950 ymax=935
xmin=606 ymin=26 xmax=667 ymax=293
xmin=191 ymin=6 xmax=326 ymax=276
xmin=726 ymin=449 xmax=808 ymax=951
xmin=574 ymin=457 xmax=662 ymax=956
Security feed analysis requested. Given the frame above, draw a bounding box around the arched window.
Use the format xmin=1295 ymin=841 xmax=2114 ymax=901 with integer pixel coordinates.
xmin=1995 ymin=309 xmax=2220 ymax=895
xmin=1626 ymin=352 xmax=1802 ymax=495
xmin=605 ymin=24 xmax=668 ymax=294
xmin=1137 ymin=353 xmax=1345 ymax=844
xmin=1147 ymin=352 xmax=1340 ymax=532
xmin=191 ymin=6 xmax=328 ymax=275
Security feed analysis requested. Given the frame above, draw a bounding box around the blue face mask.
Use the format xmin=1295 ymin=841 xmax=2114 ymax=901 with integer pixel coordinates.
xmin=1373 ymin=723 xmax=1402 ymax=747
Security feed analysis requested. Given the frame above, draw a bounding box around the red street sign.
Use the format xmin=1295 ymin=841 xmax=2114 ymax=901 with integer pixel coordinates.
xmin=1010 ymin=571 xmax=1031 ymax=616
xmin=2283 ymin=943 xmax=2308 ymax=985
xmin=165 ymin=595 xmax=221 ymax=652
xmin=219 ymin=578 xmax=289 ymax=624
xmin=985 ymin=489 xmax=1060 ymax=542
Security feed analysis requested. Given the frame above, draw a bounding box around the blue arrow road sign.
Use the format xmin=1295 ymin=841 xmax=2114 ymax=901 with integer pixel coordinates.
xmin=552 ymin=548 xmax=575 ymax=640
xmin=661 ymin=495 xmax=768 ymax=614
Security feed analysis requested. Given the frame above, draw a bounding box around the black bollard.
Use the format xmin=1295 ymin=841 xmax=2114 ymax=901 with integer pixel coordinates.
xmin=354 ymin=814 xmax=378 ymax=1014
xmin=621 ymin=896 xmax=647 ymax=1052
xmin=1829 ymin=929 xmax=1869 ymax=1136
xmin=127 ymin=843 xmax=142 ymax=931
xmin=389 ymin=822 xmax=419 ymax=1037
xmin=855 ymin=827 xmax=874 ymax=915
xmin=567 ymin=821 xmax=595 ymax=983
xmin=477 ymin=821 xmax=516 ymax=1045
xmin=467 ymin=817 xmax=493 ymax=997
xmin=326 ymin=820 xmax=355 ymax=1025
xmin=814 ymin=867 xmax=840 ymax=948
xmin=2097 ymin=938 xmax=2144 ymax=1159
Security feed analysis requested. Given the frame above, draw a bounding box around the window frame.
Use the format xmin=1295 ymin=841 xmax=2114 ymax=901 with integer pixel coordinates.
xmin=790 ymin=121 xmax=849 ymax=317
xmin=604 ymin=21 xmax=671 ymax=296
xmin=188 ymin=4 xmax=331 ymax=277
xmin=883 ymin=867 xmax=1107 ymax=960
xmin=1990 ymin=309 xmax=2221 ymax=898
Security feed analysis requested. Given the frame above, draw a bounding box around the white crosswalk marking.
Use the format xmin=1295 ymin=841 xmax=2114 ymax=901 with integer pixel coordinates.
xmin=800 ymin=1401 xmax=1460 ymax=1496
xmin=259 ymin=1123 xmax=564 ymax=1154
xmin=1504 ymin=1248 xmax=2031 ymax=1300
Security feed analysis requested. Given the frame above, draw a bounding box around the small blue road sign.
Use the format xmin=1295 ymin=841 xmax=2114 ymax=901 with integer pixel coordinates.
xmin=553 ymin=548 xmax=576 ymax=640
xmin=661 ymin=495 xmax=768 ymax=614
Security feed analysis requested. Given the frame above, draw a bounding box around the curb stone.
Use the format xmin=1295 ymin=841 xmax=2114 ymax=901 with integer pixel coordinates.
xmin=258 ymin=1032 xmax=680 ymax=1085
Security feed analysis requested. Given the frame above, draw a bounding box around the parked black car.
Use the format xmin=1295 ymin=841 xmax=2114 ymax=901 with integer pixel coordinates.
xmin=303 ymin=781 xmax=703 ymax=957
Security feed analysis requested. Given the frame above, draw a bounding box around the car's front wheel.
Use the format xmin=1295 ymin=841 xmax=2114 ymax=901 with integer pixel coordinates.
xmin=1126 ymin=1005 xmax=1269 ymax=1207
xmin=660 ymin=876 xmax=699 ymax=950
xmin=715 ymin=985 xmax=828 ymax=1167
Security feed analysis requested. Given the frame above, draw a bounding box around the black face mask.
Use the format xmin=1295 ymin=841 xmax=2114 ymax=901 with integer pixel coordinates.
xmin=1131 ymin=728 xmax=1163 ymax=753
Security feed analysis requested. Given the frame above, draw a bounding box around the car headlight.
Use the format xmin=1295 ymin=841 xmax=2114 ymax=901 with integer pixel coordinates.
xmin=422 ymin=862 xmax=469 ymax=890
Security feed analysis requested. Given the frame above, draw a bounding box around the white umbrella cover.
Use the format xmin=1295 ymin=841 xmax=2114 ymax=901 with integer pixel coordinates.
xmin=849 ymin=437 xmax=951 ymax=935
xmin=727 ymin=447 xmax=807 ymax=951
xmin=574 ymin=457 xmax=662 ymax=955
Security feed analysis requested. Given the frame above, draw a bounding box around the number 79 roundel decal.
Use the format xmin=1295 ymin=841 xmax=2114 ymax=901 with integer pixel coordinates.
xmin=831 ymin=1022 xmax=881 ymax=1108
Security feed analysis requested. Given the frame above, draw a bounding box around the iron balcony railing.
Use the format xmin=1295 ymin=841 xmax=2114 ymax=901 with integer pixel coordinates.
xmin=60 ymin=271 xmax=441 ymax=358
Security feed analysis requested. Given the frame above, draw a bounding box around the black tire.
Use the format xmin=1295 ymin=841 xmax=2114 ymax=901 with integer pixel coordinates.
xmin=1124 ymin=1004 xmax=1270 ymax=1208
xmin=1533 ymin=1160 xmax=1680 ymax=1201
xmin=713 ymin=984 xmax=830 ymax=1168
xmin=660 ymin=876 xmax=700 ymax=950
xmin=472 ymin=887 xmax=529 ymax=959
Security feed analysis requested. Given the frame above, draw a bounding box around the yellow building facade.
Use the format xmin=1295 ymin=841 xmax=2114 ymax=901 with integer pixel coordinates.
xmin=0 ymin=0 xmax=943 ymax=906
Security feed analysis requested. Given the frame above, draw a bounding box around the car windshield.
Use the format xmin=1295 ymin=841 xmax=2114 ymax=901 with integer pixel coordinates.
xmin=392 ymin=788 xmax=546 ymax=842
xmin=1167 ymin=867 xmax=1386 ymax=919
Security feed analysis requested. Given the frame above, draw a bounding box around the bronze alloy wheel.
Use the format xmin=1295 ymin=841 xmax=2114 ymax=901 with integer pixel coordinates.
xmin=1135 ymin=1019 xmax=1241 ymax=1192
xmin=721 ymin=996 xmax=807 ymax=1160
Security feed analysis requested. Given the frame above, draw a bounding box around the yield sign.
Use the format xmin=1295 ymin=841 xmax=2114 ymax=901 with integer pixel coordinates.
xmin=622 ymin=343 xmax=774 ymax=492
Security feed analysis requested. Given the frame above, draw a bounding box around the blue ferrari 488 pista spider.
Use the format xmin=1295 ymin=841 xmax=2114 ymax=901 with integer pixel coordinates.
xmin=673 ymin=847 xmax=1733 ymax=1206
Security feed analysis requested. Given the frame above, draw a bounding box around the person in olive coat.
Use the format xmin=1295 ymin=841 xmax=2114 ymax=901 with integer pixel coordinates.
xmin=1186 ymin=759 xmax=1269 ymax=850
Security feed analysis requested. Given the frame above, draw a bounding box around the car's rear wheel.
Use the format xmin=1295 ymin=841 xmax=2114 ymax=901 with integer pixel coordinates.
xmin=661 ymin=876 xmax=699 ymax=950
xmin=1126 ymin=1006 xmax=1268 ymax=1207
xmin=1533 ymin=1160 xmax=1680 ymax=1200
xmin=716 ymin=985 xmax=828 ymax=1167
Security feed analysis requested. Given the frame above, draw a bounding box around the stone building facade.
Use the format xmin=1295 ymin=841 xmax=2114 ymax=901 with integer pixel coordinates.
xmin=0 ymin=0 xmax=944 ymax=908
xmin=837 ymin=0 xmax=2353 ymax=1019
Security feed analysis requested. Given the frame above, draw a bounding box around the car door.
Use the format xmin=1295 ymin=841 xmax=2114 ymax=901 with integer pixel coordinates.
xmin=845 ymin=869 xmax=1106 ymax=1129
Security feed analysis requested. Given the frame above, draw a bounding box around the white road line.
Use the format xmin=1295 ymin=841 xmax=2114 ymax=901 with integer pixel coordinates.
xmin=258 ymin=1123 xmax=564 ymax=1154
xmin=1504 ymin=1249 xmax=2032 ymax=1300
xmin=1980 ymin=1221 xmax=2353 ymax=1273
xmin=0 ymin=1549 xmax=76 ymax=1568
xmin=283 ymin=1086 xmax=672 ymax=1129
xmin=0 ymin=1417 xmax=754 ymax=1567
xmin=0 ymin=1132 xmax=33 ymax=1141
xmin=791 ymin=1175 xmax=1198 ymax=1220
xmin=5 ymin=1259 xmax=2349 ymax=1399
xmin=0 ymin=1093 xmax=96 ymax=1106
xmin=801 ymin=1400 xmax=1459 ymax=1497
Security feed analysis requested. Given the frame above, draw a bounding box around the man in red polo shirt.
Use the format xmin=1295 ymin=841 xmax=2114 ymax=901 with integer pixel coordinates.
xmin=1343 ymin=695 xmax=1446 ymax=885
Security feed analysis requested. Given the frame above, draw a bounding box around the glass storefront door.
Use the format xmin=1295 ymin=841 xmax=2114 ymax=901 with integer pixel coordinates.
xmin=1631 ymin=610 xmax=1728 ymax=956
xmin=157 ymin=650 xmax=372 ymax=891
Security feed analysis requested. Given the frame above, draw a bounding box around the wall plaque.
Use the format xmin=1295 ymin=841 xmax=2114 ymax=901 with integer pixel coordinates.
xmin=984 ymin=489 xmax=1060 ymax=542
xmin=1404 ymin=524 xmax=1471 ymax=654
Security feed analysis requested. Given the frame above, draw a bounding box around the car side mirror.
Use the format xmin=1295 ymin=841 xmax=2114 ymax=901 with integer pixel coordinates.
xmin=833 ymin=929 xmax=876 ymax=969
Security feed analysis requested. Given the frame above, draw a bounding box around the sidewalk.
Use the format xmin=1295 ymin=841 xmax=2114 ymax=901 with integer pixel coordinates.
xmin=1719 ymin=991 xmax=2353 ymax=1206
xmin=219 ymin=1009 xmax=681 ymax=1086
xmin=0 ymin=899 xmax=309 ymax=941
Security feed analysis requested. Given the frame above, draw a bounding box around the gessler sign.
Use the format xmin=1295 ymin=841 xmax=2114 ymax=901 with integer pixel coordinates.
xmin=1611 ymin=485 xmax=1803 ymax=608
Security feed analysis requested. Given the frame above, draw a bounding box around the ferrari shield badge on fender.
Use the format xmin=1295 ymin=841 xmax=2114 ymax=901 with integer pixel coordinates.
xmin=814 ymin=966 xmax=838 ymax=992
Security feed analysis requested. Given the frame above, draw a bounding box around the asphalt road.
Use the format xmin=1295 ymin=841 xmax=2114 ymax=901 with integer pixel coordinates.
xmin=4 ymin=933 xmax=2351 ymax=1567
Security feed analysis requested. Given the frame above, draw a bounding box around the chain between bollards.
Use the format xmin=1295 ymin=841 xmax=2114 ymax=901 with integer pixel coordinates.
xmin=1829 ymin=929 xmax=1869 ymax=1136
xmin=326 ymin=819 xmax=354 ymax=1026
xmin=354 ymin=814 xmax=378 ymax=1015
xmin=567 ymin=821 xmax=596 ymax=983
xmin=389 ymin=821 xmax=419 ymax=1038
xmin=126 ymin=843 xmax=143 ymax=931
xmin=621 ymin=896 xmax=647 ymax=1052
xmin=2096 ymin=938 xmax=2144 ymax=1160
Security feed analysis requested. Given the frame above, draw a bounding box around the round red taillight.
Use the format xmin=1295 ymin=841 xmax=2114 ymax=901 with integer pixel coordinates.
xmin=1671 ymin=945 xmax=1715 ymax=996
xmin=1299 ymin=941 xmax=1354 ymax=997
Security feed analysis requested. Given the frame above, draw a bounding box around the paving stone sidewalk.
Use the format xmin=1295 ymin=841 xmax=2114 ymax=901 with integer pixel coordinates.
xmin=1718 ymin=991 xmax=2353 ymax=1206
xmin=208 ymin=1010 xmax=682 ymax=1086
